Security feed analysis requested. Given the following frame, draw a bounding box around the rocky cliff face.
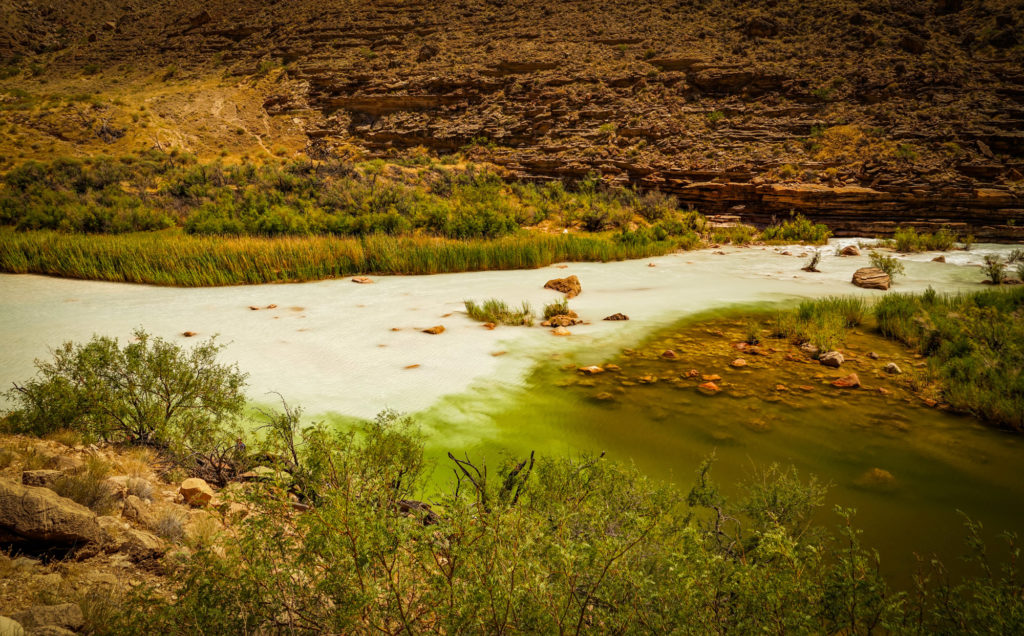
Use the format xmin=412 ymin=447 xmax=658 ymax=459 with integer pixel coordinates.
xmin=3 ymin=0 xmax=1023 ymax=237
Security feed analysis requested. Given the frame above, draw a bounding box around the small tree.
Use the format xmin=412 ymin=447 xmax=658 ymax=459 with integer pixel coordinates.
xmin=869 ymin=251 xmax=905 ymax=279
xmin=982 ymin=254 xmax=1006 ymax=284
xmin=4 ymin=329 xmax=247 ymax=455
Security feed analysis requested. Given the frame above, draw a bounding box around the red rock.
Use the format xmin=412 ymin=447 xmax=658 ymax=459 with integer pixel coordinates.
xmin=578 ymin=366 xmax=605 ymax=375
xmin=877 ymin=387 xmax=891 ymax=395
xmin=685 ymin=369 xmax=701 ymax=378
xmin=179 ymin=478 xmax=214 ymax=507
xmin=551 ymin=327 xmax=571 ymax=336
xmin=797 ymin=385 xmax=815 ymax=392
xmin=661 ymin=350 xmax=679 ymax=359
xmin=774 ymin=384 xmax=789 ymax=391
xmin=702 ymin=374 xmax=722 ymax=382
xmin=422 ymin=326 xmax=445 ymax=335
xmin=544 ymin=275 xmax=581 ymax=298
xmin=698 ymin=381 xmax=720 ymax=395
xmin=483 ymin=322 xmax=497 ymax=330
xmin=832 ymin=373 xmax=861 ymax=388
xmin=638 ymin=375 xmax=658 ymax=384
xmin=730 ymin=358 xmax=748 ymax=367
xmin=923 ymin=398 xmax=938 ymax=407
xmin=266 ymin=304 xmax=277 ymax=309
xmin=604 ymin=364 xmax=621 ymax=372
xmin=182 ymin=331 xmax=197 ymax=337
xmin=249 ymin=306 xmax=260 ymax=311
xmin=404 ymin=364 xmax=420 ymax=369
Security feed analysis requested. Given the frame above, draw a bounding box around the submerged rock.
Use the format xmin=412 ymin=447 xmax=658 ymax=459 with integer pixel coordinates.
xmin=661 ymin=350 xmax=679 ymax=359
xmin=578 ymin=366 xmax=604 ymax=375
xmin=852 ymin=267 xmax=891 ymax=290
xmin=854 ymin=467 xmax=897 ymax=492
xmin=730 ymin=358 xmax=747 ymax=368
xmin=698 ymin=381 xmax=721 ymax=395
xmin=832 ymin=373 xmax=861 ymax=388
xmin=544 ymin=275 xmax=581 ymax=298
xmin=551 ymin=327 xmax=571 ymax=336
xmin=819 ymin=351 xmax=844 ymax=368
xmin=603 ymin=313 xmax=629 ymax=321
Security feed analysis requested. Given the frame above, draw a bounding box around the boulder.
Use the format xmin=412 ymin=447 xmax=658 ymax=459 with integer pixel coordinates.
xmin=422 ymin=326 xmax=445 ymax=335
xmin=97 ymin=517 xmax=165 ymax=561
xmin=932 ymin=255 xmax=946 ymax=263
xmin=10 ymin=604 xmax=83 ymax=632
xmin=883 ymin=362 xmax=902 ymax=375
xmin=698 ymin=382 xmax=721 ymax=395
xmin=178 ymin=478 xmax=214 ymax=507
xmin=21 ymin=470 xmax=62 ymax=488
xmin=0 ymin=480 xmax=101 ymax=545
xmin=799 ymin=342 xmax=820 ymax=358
xmin=0 ymin=616 xmax=24 ymax=636
xmin=852 ymin=267 xmax=891 ymax=290
xmin=854 ymin=468 xmax=897 ymax=492
xmin=832 ymin=373 xmax=861 ymax=388
xmin=548 ymin=314 xmax=582 ymax=327
xmin=661 ymin=350 xmax=679 ymax=359
xmin=819 ymin=351 xmax=844 ymax=368
xmin=122 ymin=495 xmax=154 ymax=527
xmin=840 ymin=245 xmax=860 ymax=256
xmin=551 ymin=327 xmax=571 ymax=336
xmin=730 ymin=358 xmax=748 ymax=368
xmin=544 ymin=275 xmax=581 ymax=298
xmin=603 ymin=313 xmax=629 ymax=321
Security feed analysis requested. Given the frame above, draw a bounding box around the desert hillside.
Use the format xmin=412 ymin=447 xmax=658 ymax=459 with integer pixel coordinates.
xmin=1 ymin=0 xmax=1022 ymax=237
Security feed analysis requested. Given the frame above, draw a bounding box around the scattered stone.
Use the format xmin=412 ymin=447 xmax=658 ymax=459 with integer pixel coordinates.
xmin=10 ymin=604 xmax=83 ymax=633
xmin=883 ymin=362 xmax=902 ymax=375
xmin=854 ymin=468 xmax=897 ymax=492
xmin=832 ymin=373 xmax=861 ymax=388
xmin=578 ymin=366 xmax=605 ymax=375
xmin=603 ymin=313 xmax=629 ymax=321
xmin=799 ymin=342 xmax=820 ymax=358
xmin=852 ymin=267 xmax=891 ymax=290
xmin=932 ymin=255 xmax=946 ymax=263
xmin=422 ymin=326 xmax=445 ymax=335
xmin=544 ymin=275 xmax=581 ymax=298
xmin=867 ymin=351 xmax=879 ymax=360
xmin=20 ymin=470 xmax=62 ymax=488
xmin=774 ymin=384 xmax=789 ymax=391
xmin=482 ymin=322 xmax=496 ymax=330
xmin=840 ymin=245 xmax=860 ymax=256
xmin=0 ymin=480 xmax=102 ymax=544
xmin=647 ymin=263 xmax=656 ymax=267
xmin=878 ymin=387 xmax=892 ymax=396
xmin=744 ymin=418 xmax=772 ymax=433
xmin=551 ymin=327 xmax=571 ymax=336
xmin=186 ymin=10 xmax=212 ymax=30
xmin=351 ymin=276 xmax=374 ymax=284
xmin=604 ymin=364 xmax=620 ymax=372
xmin=122 ymin=495 xmax=154 ymax=527
xmin=266 ymin=304 xmax=277 ymax=309
xmin=249 ymin=306 xmax=260 ymax=310
xmin=685 ymin=369 xmax=701 ymax=378
xmin=661 ymin=350 xmax=679 ymax=359
xmin=702 ymin=374 xmax=722 ymax=382
xmin=819 ymin=351 xmax=844 ymax=368
xmin=594 ymin=392 xmax=615 ymax=401
xmin=404 ymin=364 xmax=420 ymax=369
xmin=491 ymin=351 xmax=507 ymax=356
xmin=178 ymin=478 xmax=214 ymax=507
xmin=97 ymin=517 xmax=166 ymax=561
xmin=698 ymin=381 xmax=721 ymax=395
xmin=548 ymin=314 xmax=582 ymax=327
xmin=730 ymin=358 xmax=747 ymax=368
xmin=637 ymin=375 xmax=658 ymax=384
xmin=923 ymin=398 xmax=938 ymax=407
xmin=182 ymin=331 xmax=197 ymax=337
xmin=797 ymin=385 xmax=815 ymax=392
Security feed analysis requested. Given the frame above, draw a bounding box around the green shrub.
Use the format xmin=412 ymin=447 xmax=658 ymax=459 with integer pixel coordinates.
xmin=760 ymin=215 xmax=831 ymax=244
xmin=51 ymin=456 xmax=117 ymax=514
xmin=869 ymin=252 xmax=905 ymax=279
xmin=892 ymin=227 xmax=957 ymax=252
xmin=983 ymin=255 xmax=1006 ymax=284
xmin=464 ymin=299 xmax=534 ymax=326
xmin=2 ymin=330 xmax=247 ymax=460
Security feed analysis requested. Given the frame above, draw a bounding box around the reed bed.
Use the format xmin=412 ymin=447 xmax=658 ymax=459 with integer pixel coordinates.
xmin=0 ymin=229 xmax=679 ymax=286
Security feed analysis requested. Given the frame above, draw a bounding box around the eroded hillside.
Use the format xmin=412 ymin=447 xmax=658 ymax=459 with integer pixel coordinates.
xmin=2 ymin=0 xmax=1023 ymax=237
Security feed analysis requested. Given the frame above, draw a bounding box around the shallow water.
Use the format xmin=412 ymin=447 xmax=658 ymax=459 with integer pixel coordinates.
xmin=1 ymin=241 xmax=1021 ymax=582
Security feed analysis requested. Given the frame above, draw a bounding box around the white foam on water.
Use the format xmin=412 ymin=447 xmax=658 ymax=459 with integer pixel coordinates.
xmin=0 ymin=241 xmax=1017 ymax=418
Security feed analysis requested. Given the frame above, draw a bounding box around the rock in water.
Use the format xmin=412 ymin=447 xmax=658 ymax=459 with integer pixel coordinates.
xmin=819 ymin=351 xmax=844 ymax=368
xmin=883 ymin=362 xmax=902 ymax=375
xmin=0 ymin=480 xmax=101 ymax=544
xmin=578 ymin=366 xmax=604 ymax=375
xmin=730 ymin=358 xmax=747 ymax=367
xmin=603 ymin=313 xmax=629 ymax=321
xmin=544 ymin=275 xmax=581 ymax=298
xmin=422 ymin=326 xmax=445 ymax=335
xmin=178 ymin=478 xmax=214 ymax=507
xmin=840 ymin=245 xmax=860 ymax=256
xmin=854 ymin=468 xmax=897 ymax=492
xmin=832 ymin=373 xmax=861 ymax=388
xmin=351 ymin=276 xmax=374 ymax=284
xmin=548 ymin=314 xmax=582 ymax=327
xmin=661 ymin=350 xmax=679 ymax=359
xmin=551 ymin=327 xmax=571 ymax=336
xmin=932 ymin=255 xmax=946 ymax=263
xmin=852 ymin=267 xmax=891 ymax=290
xmin=698 ymin=382 xmax=720 ymax=395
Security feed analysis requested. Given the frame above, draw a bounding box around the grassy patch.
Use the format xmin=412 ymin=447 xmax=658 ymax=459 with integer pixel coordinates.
xmin=874 ymin=287 xmax=1024 ymax=430
xmin=0 ymin=229 xmax=681 ymax=286
xmin=760 ymin=214 xmax=831 ymax=245
xmin=464 ymin=299 xmax=534 ymax=326
xmin=542 ymin=298 xmax=570 ymax=320
xmin=891 ymin=226 xmax=958 ymax=252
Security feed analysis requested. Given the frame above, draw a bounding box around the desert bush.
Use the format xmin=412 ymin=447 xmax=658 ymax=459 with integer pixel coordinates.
xmin=52 ymin=456 xmax=117 ymax=514
xmin=869 ymin=252 xmax=905 ymax=279
xmin=892 ymin=227 xmax=957 ymax=252
xmin=983 ymin=254 xmax=1006 ymax=284
xmin=464 ymin=299 xmax=534 ymax=326
xmin=153 ymin=510 xmax=186 ymax=544
xmin=760 ymin=215 xmax=831 ymax=244
xmin=712 ymin=224 xmax=756 ymax=245
xmin=2 ymin=330 xmax=247 ymax=461
xmin=126 ymin=477 xmax=154 ymax=500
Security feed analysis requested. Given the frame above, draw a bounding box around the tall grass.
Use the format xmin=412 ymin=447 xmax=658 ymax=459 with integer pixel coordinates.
xmin=0 ymin=229 xmax=680 ymax=286
xmin=773 ymin=296 xmax=866 ymax=351
xmin=464 ymin=299 xmax=535 ymax=326
xmin=875 ymin=287 xmax=1024 ymax=430
xmin=542 ymin=298 xmax=570 ymax=320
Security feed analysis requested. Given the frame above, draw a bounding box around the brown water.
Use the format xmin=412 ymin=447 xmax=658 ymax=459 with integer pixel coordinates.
xmin=418 ymin=309 xmax=1024 ymax=585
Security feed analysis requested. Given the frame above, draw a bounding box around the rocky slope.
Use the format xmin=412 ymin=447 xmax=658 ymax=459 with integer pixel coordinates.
xmin=2 ymin=0 xmax=1023 ymax=238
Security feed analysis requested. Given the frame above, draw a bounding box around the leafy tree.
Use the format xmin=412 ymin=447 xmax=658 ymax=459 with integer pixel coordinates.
xmin=3 ymin=329 xmax=247 ymax=458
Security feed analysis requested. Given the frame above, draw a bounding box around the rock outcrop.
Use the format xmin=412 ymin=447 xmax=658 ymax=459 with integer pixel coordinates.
xmin=0 ymin=480 xmax=102 ymax=545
